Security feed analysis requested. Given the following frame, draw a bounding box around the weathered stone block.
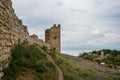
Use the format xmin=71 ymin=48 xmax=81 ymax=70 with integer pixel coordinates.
xmin=0 ymin=72 xmax=4 ymax=79
xmin=0 ymin=66 xmax=3 ymax=71
xmin=0 ymin=40 xmax=4 ymax=46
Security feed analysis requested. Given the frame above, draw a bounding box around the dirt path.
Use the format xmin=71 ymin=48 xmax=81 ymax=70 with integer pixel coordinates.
xmin=39 ymin=48 xmax=63 ymax=80
xmin=46 ymin=54 xmax=63 ymax=80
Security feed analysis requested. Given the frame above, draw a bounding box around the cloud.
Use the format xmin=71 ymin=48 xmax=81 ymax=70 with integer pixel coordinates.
xmin=55 ymin=1 xmax=64 ymax=6
xmin=104 ymin=32 xmax=120 ymax=43
xmin=70 ymin=8 xmax=87 ymax=13
xmin=87 ymin=32 xmax=120 ymax=46
xmin=92 ymin=29 xmax=100 ymax=34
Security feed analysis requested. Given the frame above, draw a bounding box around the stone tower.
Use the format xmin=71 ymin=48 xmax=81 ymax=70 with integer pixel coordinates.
xmin=45 ymin=24 xmax=61 ymax=53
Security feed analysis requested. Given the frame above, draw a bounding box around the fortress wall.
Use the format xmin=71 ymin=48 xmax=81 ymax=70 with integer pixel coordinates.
xmin=0 ymin=0 xmax=50 ymax=78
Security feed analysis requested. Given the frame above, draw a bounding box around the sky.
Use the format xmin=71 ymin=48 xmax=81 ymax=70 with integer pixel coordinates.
xmin=11 ymin=0 xmax=120 ymax=56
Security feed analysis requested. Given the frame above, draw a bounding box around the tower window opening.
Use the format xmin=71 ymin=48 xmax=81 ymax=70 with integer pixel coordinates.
xmin=54 ymin=37 xmax=57 ymax=39
xmin=54 ymin=48 xmax=56 ymax=51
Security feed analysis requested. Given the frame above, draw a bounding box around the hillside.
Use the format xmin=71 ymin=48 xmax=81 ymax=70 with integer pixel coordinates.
xmin=79 ymin=49 xmax=120 ymax=69
xmin=1 ymin=42 xmax=120 ymax=80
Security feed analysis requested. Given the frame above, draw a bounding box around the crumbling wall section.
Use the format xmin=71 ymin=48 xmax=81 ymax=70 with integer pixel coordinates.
xmin=0 ymin=0 xmax=49 ymax=78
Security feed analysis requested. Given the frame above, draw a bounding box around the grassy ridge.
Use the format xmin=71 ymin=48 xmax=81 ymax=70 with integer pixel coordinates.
xmin=42 ymin=47 xmax=97 ymax=80
xmin=55 ymin=55 xmax=97 ymax=80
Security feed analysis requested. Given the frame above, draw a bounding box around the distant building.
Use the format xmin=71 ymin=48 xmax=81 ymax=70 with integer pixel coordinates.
xmin=96 ymin=51 xmax=104 ymax=60
xmin=100 ymin=51 xmax=104 ymax=60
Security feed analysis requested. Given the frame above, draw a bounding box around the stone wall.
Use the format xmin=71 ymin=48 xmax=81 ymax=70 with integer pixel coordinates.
xmin=45 ymin=24 xmax=61 ymax=53
xmin=0 ymin=0 xmax=50 ymax=78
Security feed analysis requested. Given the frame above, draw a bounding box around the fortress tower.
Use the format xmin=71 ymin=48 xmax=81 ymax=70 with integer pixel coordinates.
xmin=45 ymin=24 xmax=61 ymax=53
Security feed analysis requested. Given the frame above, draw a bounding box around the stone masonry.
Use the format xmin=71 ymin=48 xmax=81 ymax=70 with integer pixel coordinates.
xmin=0 ymin=0 xmax=61 ymax=79
xmin=45 ymin=24 xmax=61 ymax=53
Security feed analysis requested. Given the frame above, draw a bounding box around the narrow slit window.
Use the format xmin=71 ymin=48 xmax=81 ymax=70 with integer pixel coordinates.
xmin=54 ymin=37 xmax=57 ymax=39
